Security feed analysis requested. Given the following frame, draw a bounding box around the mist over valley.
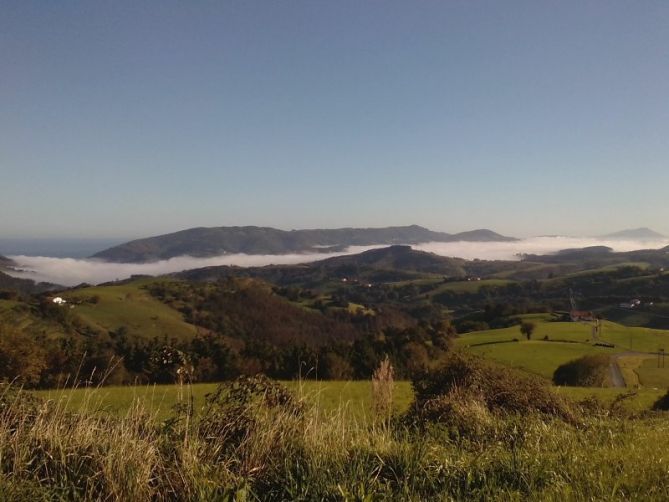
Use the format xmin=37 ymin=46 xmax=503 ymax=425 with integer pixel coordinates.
xmin=4 ymin=232 xmax=669 ymax=286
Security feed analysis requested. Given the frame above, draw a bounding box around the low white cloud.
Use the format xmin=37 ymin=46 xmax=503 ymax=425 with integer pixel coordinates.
xmin=5 ymin=247 xmax=379 ymax=287
xmin=6 ymin=237 xmax=669 ymax=287
xmin=412 ymin=236 xmax=669 ymax=261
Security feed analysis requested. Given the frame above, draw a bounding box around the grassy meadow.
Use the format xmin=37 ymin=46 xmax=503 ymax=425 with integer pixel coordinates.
xmin=34 ymin=380 xmax=415 ymax=421
xmin=64 ymin=279 xmax=198 ymax=341
xmin=31 ymin=379 xmax=665 ymax=420
xmin=456 ymin=317 xmax=669 ymax=387
xmin=26 ymin=315 xmax=669 ymax=420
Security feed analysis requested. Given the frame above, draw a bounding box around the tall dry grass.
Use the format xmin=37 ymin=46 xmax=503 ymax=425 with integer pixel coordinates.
xmin=371 ymin=355 xmax=394 ymax=423
xmin=2 ymin=372 xmax=669 ymax=500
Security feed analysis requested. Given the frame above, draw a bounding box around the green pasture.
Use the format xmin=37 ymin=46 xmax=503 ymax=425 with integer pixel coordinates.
xmin=34 ymin=380 xmax=415 ymax=421
xmin=466 ymin=340 xmax=617 ymax=380
xmin=620 ymin=355 xmax=669 ymax=389
xmin=541 ymin=262 xmax=654 ymax=287
xmin=32 ymin=379 xmax=665 ymax=420
xmin=456 ymin=318 xmax=669 ymax=386
xmin=388 ymin=277 xmax=514 ymax=295
xmin=64 ymin=278 xmax=197 ymax=340
xmin=429 ymin=279 xmax=513 ymax=294
xmin=457 ymin=319 xmax=669 ymax=352
xmin=456 ymin=320 xmax=592 ymax=347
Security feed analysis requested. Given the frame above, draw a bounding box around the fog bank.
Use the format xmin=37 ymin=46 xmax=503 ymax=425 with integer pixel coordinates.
xmin=6 ymin=236 xmax=669 ymax=287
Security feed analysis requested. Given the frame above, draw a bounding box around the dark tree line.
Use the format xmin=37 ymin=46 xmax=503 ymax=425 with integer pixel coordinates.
xmin=0 ymin=279 xmax=456 ymax=388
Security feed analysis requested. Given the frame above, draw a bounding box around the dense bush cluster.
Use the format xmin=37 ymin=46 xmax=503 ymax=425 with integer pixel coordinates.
xmin=408 ymin=351 xmax=576 ymax=425
xmin=553 ymin=354 xmax=612 ymax=387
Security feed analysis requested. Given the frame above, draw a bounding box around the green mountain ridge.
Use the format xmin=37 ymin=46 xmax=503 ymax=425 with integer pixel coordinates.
xmin=91 ymin=225 xmax=517 ymax=263
xmin=175 ymin=245 xmax=470 ymax=286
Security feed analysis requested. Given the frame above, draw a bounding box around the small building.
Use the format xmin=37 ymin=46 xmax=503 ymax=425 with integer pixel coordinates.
xmin=52 ymin=297 xmax=67 ymax=305
xmin=570 ymin=310 xmax=595 ymax=322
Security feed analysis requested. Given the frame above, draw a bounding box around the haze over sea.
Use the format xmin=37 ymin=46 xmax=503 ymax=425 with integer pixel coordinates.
xmin=5 ymin=236 xmax=669 ymax=287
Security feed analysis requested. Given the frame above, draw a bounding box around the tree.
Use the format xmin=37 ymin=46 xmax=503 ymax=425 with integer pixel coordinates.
xmin=403 ymin=342 xmax=430 ymax=375
xmin=520 ymin=321 xmax=536 ymax=340
xmin=0 ymin=326 xmax=47 ymax=386
xmin=320 ymin=352 xmax=353 ymax=380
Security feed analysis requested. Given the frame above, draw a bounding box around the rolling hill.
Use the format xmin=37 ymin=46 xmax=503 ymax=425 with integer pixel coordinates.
xmin=176 ymin=245 xmax=470 ymax=286
xmin=8 ymin=238 xmax=669 ymax=388
xmin=316 ymin=245 xmax=463 ymax=272
xmin=91 ymin=225 xmax=517 ymax=262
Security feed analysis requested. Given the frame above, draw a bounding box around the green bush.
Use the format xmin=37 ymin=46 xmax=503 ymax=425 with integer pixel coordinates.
xmin=652 ymin=390 xmax=669 ymax=411
xmin=553 ymin=354 xmax=611 ymax=387
xmin=409 ymin=351 xmax=576 ymax=424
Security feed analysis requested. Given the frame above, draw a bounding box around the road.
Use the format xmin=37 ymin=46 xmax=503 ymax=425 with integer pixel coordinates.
xmin=609 ymin=351 xmax=658 ymax=388
xmin=609 ymin=356 xmax=626 ymax=388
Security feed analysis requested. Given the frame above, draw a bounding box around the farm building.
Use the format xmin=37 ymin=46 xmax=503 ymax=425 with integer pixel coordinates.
xmin=570 ymin=310 xmax=595 ymax=322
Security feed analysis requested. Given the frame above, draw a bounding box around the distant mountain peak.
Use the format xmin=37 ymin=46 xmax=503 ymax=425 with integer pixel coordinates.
xmin=451 ymin=229 xmax=516 ymax=241
xmin=601 ymin=228 xmax=665 ymax=240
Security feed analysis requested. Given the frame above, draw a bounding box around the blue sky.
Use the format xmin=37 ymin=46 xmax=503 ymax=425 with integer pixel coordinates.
xmin=1 ymin=1 xmax=668 ymax=239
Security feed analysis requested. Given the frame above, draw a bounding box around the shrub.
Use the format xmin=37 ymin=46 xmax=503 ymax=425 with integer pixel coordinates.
xmin=196 ymin=375 xmax=305 ymax=471
xmin=418 ymin=388 xmax=496 ymax=438
xmin=409 ymin=351 xmax=575 ymax=424
xmin=553 ymin=354 xmax=611 ymax=387
xmin=652 ymin=390 xmax=669 ymax=411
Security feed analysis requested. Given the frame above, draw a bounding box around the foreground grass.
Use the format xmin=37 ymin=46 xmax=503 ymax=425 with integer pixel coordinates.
xmin=4 ymin=380 xmax=669 ymax=501
xmin=34 ymin=380 xmax=666 ymax=419
xmin=554 ymin=386 xmax=665 ymax=412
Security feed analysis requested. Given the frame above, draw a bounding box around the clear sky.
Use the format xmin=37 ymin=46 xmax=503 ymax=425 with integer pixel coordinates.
xmin=1 ymin=1 xmax=668 ymax=239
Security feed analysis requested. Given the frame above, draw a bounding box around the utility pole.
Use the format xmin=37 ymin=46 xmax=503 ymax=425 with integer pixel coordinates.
xmin=569 ymin=289 xmax=576 ymax=312
xmin=591 ymin=318 xmax=601 ymax=343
